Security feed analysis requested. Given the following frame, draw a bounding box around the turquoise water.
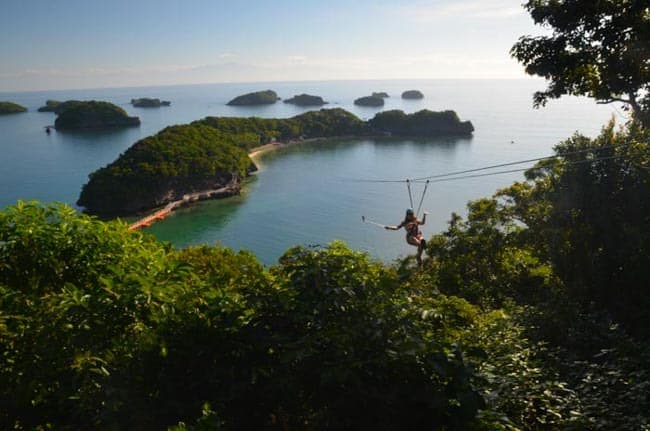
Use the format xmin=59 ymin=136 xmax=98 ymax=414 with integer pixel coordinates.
xmin=0 ymin=80 xmax=618 ymax=263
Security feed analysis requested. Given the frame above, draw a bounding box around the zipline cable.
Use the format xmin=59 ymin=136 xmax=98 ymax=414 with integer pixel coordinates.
xmin=416 ymin=154 xmax=627 ymax=185
xmin=349 ymin=144 xmax=630 ymax=184
xmin=406 ymin=179 xmax=414 ymax=208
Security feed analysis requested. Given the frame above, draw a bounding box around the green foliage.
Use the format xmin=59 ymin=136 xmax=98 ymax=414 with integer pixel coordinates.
xmin=54 ymin=100 xmax=140 ymax=130
xmin=511 ymin=0 xmax=650 ymax=126
xmin=499 ymin=122 xmax=650 ymax=334
xmin=0 ymin=204 xmax=498 ymax=429
xmin=0 ymin=101 xmax=27 ymax=114
xmin=369 ymin=109 xmax=475 ymax=136
xmin=78 ymin=124 xmax=255 ymax=215
xmin=226 ymin=90 xmax=279 ymax=106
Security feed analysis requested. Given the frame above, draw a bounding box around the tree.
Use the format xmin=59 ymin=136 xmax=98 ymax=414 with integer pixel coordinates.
xmin=511 ymin=0 xmax=650 ymax=127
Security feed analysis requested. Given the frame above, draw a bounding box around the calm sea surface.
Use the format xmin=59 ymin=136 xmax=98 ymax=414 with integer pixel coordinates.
xmin=0 ymin=80 xmax=619 ymax=263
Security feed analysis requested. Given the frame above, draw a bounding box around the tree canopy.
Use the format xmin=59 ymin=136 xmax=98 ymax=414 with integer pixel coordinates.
xmin=511 ymin=0 xmax=650 ymax=126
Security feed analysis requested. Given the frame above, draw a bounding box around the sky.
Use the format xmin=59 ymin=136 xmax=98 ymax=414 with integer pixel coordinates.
xmin=0 ymin=0 xmax=543 ymax=92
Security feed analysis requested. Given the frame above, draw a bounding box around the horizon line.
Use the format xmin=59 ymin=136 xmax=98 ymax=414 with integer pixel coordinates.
xmin=0 ymin=76 xmax=540 ymax=95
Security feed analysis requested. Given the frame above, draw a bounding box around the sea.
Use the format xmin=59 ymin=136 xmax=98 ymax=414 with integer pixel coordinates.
xmin=0 ymin=79 xmax=620 ymax=264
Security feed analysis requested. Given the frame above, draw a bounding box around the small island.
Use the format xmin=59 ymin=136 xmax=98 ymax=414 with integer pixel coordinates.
xmin=131 ymin=98 xmax=171 ymax=107
xmin=79 ymin=108 xmax=473 ymax=217
xmin=283 ymin=94 xmax=328 ymax=106
xmin=402 ymin=90 xmax=424 ymax=99
xmin=372 ymin=92 xmax=389 ymax=98
xmin=369 ymin=109 xmax=474 ymax=136
xmin=54 ymin=101 xmax=140 ymax=131
xmin=227 ymin=90 xmax=280 ymax=106
xmin=37 ymin=100 xmax=62 ymax=112
xmin=354 ymin=95 xmax=384 ymax=107
xmin=0 ymin=101 xmax=27 ymax=115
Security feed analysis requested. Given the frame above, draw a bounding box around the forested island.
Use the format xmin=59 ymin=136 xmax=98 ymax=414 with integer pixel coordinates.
xmin=283 ymin=93 xmax=327 ymax=106
xmin=54 ymin=101 xmax=140 ymax=130
xmin=354 ymin=95 xmax=384 ymax=107
xmin=131 ymin=98 xmax=171 ymax=107
xmin=402 ymin=90 xmax=424 ymax=99
xmin=37 ymin=100 xmax=62 ymax=112
xmin=78 ymin=108 xmax=473 ymax=215
xmin=0 ymin=101 xmax=27 ymax=114
xmin=372 ymin=91 xmax=389 ymax=98
xmin=227 ymin=90 xmax=280 ymax=106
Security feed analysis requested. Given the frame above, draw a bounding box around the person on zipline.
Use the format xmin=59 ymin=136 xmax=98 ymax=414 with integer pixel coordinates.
xmin=385 ymin=208 xmax=428 ymax=263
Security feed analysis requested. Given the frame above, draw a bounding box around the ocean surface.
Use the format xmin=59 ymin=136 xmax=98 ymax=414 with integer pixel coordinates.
xmin=0 ymin=80 xmax=619 ymax=263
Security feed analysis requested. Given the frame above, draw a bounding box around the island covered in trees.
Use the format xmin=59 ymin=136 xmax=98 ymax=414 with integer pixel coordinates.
xmin=37 ymin=100 xmax=62 ymax=112
xmin=283 ymin=94 xmax=327 ymax=106
xmin=78 ymin=108 xmax=473 ymax=215
xmin=0 ymin=101 xmax=27 ymax=114
xmin=131 ymin=98 xmax=171 ymax=107
xmin=226 ymin=90 xmax=280 ymax=106
xmin=54 ymin=101 xmax=140 ymax=130
xmin=354 ymin=95 xmax=384 ymax=107
xmin=372 ymin=91 xmax=389 ymax=98
xmin=402 ymin=90 xmax=424 ymax=99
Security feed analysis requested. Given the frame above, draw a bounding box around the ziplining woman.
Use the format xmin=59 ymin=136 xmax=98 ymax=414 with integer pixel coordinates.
xmin=385 ymin=208 xmax=428 ymax=264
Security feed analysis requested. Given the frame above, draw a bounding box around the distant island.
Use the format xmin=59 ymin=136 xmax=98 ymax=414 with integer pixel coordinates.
xmin=131 ymin=98 xmax=171 ymax=107
xmin=354 ymin=95 xmax=384 ymax=107
xmin=284 ymin=94 xmax=328 ymax=106
xmin=0 ymin=102 xmax=27 ymax=115
xmin=79 ymin=108 xmax=473 ymax=216
xmin=54 ymin=101 xmax=140 ymax=131
xmin=369 ymin=109 xmax=474 ymax=136
xmin=227 ymin=90 xmax=280 ymax=106
xmin=37 ymin=100 xmax=62 ymax=112
xmin=402 ymin=90 xmax=424 ymax=99
xmin=372 ymin=92 xmax=389 ymax=98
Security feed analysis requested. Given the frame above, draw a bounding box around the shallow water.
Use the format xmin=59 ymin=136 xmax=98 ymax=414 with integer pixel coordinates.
xmin=0 ymin=79 xmax=618 ymax=263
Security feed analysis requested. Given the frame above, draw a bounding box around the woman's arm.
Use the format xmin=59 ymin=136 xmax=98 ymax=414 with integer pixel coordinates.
xmin=385 ymin=221 xmax=404 ymax=230
xmin=419 ymin=212 xmax=429 ymax=225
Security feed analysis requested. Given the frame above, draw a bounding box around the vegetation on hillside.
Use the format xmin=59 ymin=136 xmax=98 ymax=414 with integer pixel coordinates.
xmin=77 ymin=124 xmax=255 ymax=215
xmin=0 ymin=101 xmax=27 ymax=114
xmin=227 ymin=90 xmax=280 ymax=106
xmin=54 ymin=101 xmax=140 ymax=130
xmin=4 ymin=121 xmax=649 ymax=430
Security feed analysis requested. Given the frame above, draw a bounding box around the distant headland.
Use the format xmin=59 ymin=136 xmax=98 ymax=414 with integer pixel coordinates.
xmin=78 ymin=108 xmax=473 ymax=217
xmin=0 ymin=102 xmax=27 ymax=115
xmin=227 ymin=90 xmax=280 ymax=106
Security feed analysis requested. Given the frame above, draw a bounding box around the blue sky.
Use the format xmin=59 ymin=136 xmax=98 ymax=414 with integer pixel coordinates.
xmin=0 ymin=0 xmax=542 ymax=91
